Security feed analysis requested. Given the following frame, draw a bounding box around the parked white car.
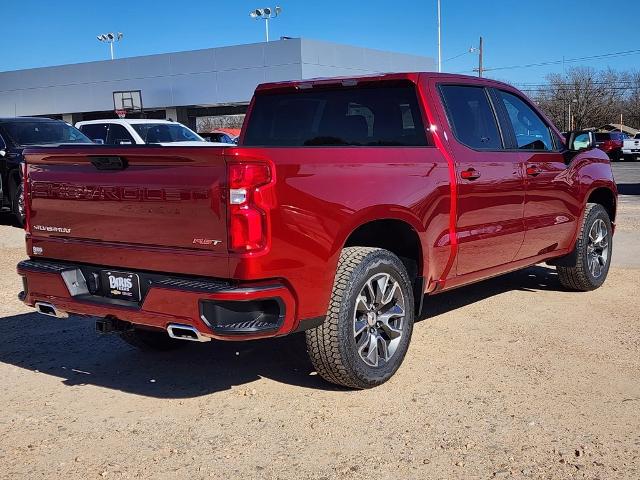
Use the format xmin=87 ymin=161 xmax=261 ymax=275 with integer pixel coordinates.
xmin=75 ymin=119 xmax=231 ymax=146
xmin=622 ymin=132 xmax=640 ymax=161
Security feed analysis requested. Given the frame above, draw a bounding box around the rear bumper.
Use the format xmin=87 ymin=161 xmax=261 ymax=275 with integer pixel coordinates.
xmin=17 ymin=259 xmax=310 ymax=341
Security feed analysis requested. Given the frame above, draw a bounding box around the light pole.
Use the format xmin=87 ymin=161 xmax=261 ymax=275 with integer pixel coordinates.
xmin=568 ymin=98 xmax=577 ymax=131
xmin=437 ymin=0 xmax=441 ymax=72
xmin=250 ymin=6 xmax=282 ymax=42
xmin=97 ymin=32 xmax=123 ymax=60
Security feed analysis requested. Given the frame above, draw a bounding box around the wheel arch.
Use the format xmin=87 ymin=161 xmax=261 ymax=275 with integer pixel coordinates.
xmin=586 ymin=186 xmax=617 ymax=222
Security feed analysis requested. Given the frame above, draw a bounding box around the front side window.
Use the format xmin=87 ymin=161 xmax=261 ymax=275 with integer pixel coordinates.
xmin=440 ymin=85 xmax=503 ymax=150
xmin=132 ymin=123 xmax=202 ymax=143
xmin=498 ymin=91 xmax=553 ymax=151
xmin=243 ymin=83 xmax=429 ymax=147
xmin=3 ymin=121 xmax=91 ymax=146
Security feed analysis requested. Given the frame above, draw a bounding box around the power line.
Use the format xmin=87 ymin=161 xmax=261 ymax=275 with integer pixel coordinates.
xmin=443 ymin=51 xmax=470 ymax=63
xmin=454 ymin=48 xmax=640 ymax=74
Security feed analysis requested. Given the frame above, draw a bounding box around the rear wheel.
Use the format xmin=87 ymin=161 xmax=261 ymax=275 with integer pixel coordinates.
xmin=118 ymin=327 xmax=188 ymax=352
xmin=11 ymin=180 xmax=24 ymax=227
xmin=557 ymin=203 xmax=612 ymax=291
xmin=305 ymin=247 xmax=415 ymax=389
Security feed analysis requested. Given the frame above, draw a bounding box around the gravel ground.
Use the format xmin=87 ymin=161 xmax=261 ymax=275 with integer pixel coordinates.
xmin=0 ymin=191 xmax=638 ymax=479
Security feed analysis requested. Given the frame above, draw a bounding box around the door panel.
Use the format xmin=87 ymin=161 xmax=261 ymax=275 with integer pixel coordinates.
xmin=491 ymin=89 xmax=578 ymax=260
xmin=438 ymin=84 xmax=525 ymax=276
xmin=515 ymin=153 xmax=579 ymax=260
xmin=455 ymin=158 xmax=525 ymax=274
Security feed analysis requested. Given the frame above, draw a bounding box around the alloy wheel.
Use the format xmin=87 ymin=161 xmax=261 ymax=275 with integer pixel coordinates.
xmin=353 ymin=273 xmax=406 ymax=367
xmin=586 ymin=218 xmax=609 ymax=278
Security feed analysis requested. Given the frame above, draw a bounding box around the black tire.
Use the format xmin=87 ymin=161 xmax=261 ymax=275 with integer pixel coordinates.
xmin=557 ymin=203 xmax=612 ymax=291
xmin=118 ymin=327 xmax=188 ymax=352
xmin=11 ymin=179 xmax=24 ymax=227
xmin=305 ymin=247 xmax=415 ymax=389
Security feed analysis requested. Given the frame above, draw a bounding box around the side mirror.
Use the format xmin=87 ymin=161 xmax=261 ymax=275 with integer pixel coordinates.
xmin=566 ymin=131 xmax=595 ymax=152
xmin=93 ymin=139 xmax=105 ymax=145
xmin=0 ymin=150 xmax=5 ymax=157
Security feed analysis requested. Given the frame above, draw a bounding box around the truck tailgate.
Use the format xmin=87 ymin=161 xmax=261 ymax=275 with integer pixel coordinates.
xmin=24 ymin=146 xmax=230 ymax=276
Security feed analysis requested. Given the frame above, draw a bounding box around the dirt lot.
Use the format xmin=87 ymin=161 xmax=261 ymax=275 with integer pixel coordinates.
xmin=0 ymin=168 xmax=638 ymax=479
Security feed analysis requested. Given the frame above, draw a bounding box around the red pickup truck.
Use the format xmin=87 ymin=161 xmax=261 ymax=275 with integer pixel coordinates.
xmin=17 ymin=73 xmax=617 ymax=389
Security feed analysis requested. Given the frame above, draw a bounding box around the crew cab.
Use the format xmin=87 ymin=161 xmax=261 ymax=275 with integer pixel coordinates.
xmin=622 ymin=132 xmax=640 ymax=161
xmin=17 ymin=73 xmax=617 ymax=389
xmin=0 ymin=117 xmax=93 ymax=225
xmin=76 ymin=119 xmax=231 ymax=146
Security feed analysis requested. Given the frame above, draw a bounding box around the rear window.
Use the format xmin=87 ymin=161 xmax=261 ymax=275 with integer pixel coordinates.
xmin=243 ymin=84 xmax=429 ymax=147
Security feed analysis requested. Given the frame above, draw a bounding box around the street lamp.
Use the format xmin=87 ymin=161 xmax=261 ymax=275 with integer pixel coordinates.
xmin=97 ymin=32 xmax=123 ymax=60
xmin=249 ymin=6 xmax=282 ymax=42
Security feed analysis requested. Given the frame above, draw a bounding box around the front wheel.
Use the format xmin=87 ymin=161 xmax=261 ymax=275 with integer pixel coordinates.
xmin=557 ymin=203 xmax=612 ymax=291
xmin=305 ymin=247 xmax=415 ymax=389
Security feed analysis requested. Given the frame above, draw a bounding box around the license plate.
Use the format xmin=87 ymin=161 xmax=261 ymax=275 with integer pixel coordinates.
xmin=100 ymin=270 xmax=141 ymax=302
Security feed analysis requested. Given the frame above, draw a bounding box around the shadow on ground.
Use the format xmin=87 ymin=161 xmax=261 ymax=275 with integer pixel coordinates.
xmin=0 ymin=212 xmax=21 ymax=228
xmin=0 ymin=265 xmax=562 ymax=398
xmin=617 ymin=183 xmax=640 ymax=195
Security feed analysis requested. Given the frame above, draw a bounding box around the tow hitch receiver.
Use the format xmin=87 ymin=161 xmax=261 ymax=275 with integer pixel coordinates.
xmin=95 ymin=316 xmax=133 ymax=334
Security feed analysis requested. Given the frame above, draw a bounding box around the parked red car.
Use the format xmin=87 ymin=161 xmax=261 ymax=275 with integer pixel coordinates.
xmin=594 ymin=131 xmax=626 ymax=161
xmin=17 ymin=73 xmax=617 ymax=388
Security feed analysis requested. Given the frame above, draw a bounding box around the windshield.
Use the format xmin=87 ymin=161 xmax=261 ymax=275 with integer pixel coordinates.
xmin=131 ymin=123 xmax=203 ymax=143
xmin=3 ymin=121 xmax=92 ymax=146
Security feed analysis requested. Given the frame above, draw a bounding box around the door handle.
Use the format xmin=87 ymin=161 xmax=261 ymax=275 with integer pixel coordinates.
xmin=461 ymin=168 xmax=481 ymax=180
xmin=526 ymin=165 xmax=541 ymax=177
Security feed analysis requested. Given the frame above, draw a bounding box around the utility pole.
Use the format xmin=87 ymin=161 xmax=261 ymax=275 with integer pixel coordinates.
xmin=437 ymin=0 xmax=442 ymax=72
xmin=477 ymin=36 xmax=483 ymax=78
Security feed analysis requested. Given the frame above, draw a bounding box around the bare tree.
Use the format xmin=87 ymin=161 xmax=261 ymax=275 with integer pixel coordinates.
xmin=533 ymin=67 xmax=629 ymax=130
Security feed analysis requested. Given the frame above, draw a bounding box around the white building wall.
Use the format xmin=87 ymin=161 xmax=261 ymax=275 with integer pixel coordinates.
xmin=0 ymin=39 xmax=435 ymax=117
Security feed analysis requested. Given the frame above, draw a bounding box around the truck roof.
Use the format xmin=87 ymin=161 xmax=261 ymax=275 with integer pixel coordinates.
xmin=0 ymin=117 xmax=63 ymax=123
xmin=254 ymin=72 xmax=515 ymax=93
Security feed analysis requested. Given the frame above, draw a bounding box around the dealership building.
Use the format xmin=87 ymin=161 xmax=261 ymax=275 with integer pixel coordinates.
xmin=0 ymin=38 xmax=435 ymax=131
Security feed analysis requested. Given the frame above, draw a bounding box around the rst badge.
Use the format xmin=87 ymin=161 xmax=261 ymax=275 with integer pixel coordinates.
xmin=193 ymin=238 xmax=223 ymax=246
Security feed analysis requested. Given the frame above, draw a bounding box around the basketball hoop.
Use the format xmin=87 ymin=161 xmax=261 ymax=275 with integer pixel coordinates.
xmin=113 ymin=90 xmax=143 ymax=119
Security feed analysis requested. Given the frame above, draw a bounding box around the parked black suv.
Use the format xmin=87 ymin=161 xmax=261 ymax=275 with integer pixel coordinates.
xmin=0 ymin=118 xmax=92 ymax=225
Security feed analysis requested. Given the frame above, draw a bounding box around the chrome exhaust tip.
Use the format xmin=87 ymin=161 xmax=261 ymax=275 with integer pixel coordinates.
xmin=167 ymin=323 xmax=211 ymax=342
xmin=35 ymin=301 xmax=69 ymax=319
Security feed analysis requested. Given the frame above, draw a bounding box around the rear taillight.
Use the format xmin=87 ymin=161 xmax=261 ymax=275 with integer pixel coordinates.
xmin=227 ymin=161 xmax=275 ymax=253
xmin=22 ymin=162 xmax=31 ymax=234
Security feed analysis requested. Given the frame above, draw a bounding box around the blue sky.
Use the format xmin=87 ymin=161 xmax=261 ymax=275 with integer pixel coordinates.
xmin=2 ymin=0 xmax=640 ymax=85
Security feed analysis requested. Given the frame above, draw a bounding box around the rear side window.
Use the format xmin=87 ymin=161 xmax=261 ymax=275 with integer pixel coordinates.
xmin=243 ymin=84 xmax=429 ymax=147
xmin=80 ymin=124 xmax=108 ymax=144
xmin=498 ymin=91 xmax=554 ymax=151
xmin=440 ymin=85 xmax=502 ymax=150
xmin=107 ymin=124 xmax=135 ymax=145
